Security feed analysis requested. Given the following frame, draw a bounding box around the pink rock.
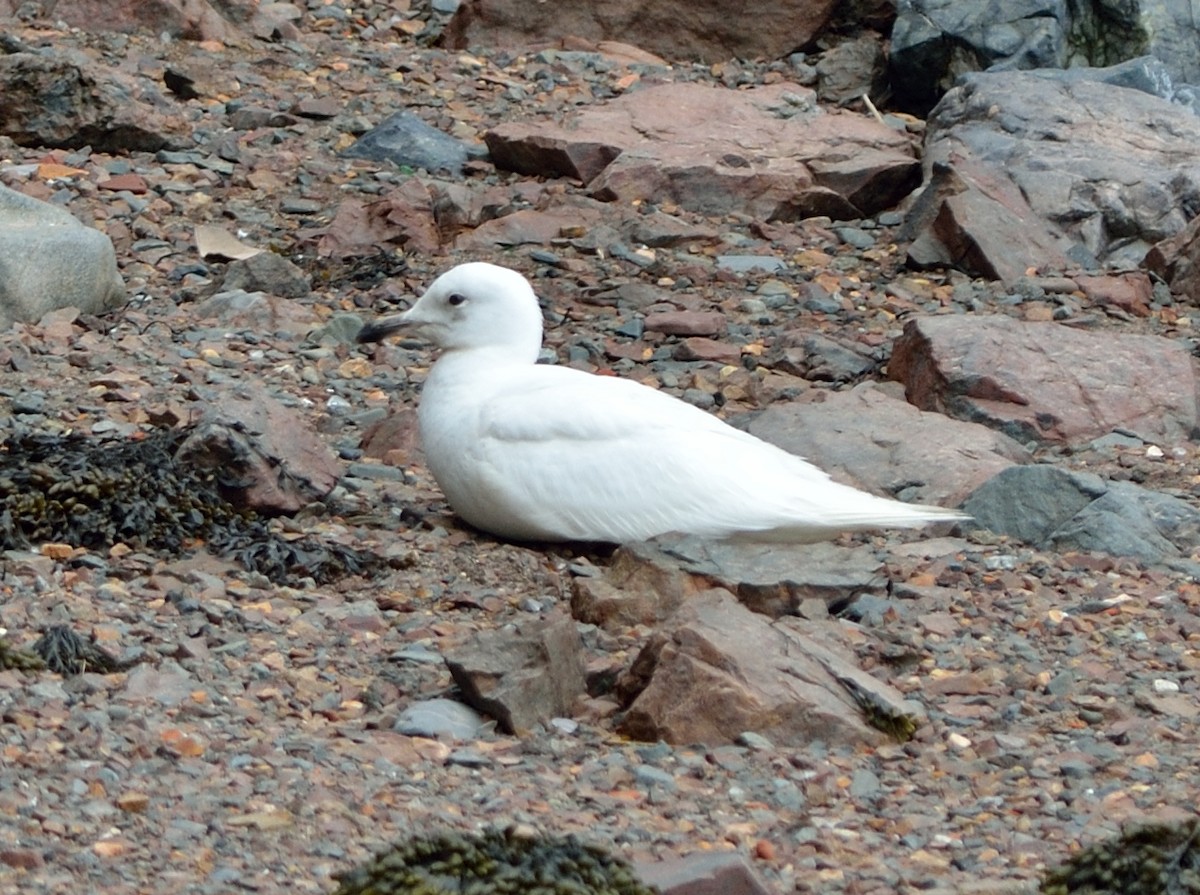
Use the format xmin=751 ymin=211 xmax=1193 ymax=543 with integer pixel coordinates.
xmin=0 ymin=0 xmax=248 ymax=41
xmin=642 ymin=310 xmax=727 ymax=336
xmin=486 ymin=82 xmax=919 ymax=220
xmin=890 ymin=315 xmax=1199 ymax=446
xmin=440 ymin=0 xmax=838 ymax=64
xmin=176 ymin=383 xmax=342 ymax=514
xmin=314 ymin=181 xmax=442 ymax=258
xmin=904 ymin=154 xmax=1073 ymax=283
xmin=636 ymin=852 xmax=774 ymax=895
xmin=1145 ymin=215 xmax=1200 ymax=301
xmin=1073 ymin=272 xmax=1153 ymax=317
xmin=617 ymin=589 xmax=923 ymax=746
xmin=747 ymin=382 xmax=1029 ymax=507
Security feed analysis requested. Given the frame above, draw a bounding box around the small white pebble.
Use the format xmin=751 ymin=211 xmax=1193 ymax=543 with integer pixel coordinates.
xmin=947 ymin=732 xmax=972 ymax=751
xmin=1153 ymin=679 xmax=1180 ymax=693
xmin=1145 ymin=445 xmax=1164 ymax=459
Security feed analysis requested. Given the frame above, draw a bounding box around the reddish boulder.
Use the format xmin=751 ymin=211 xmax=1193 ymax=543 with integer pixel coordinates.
xmin=441 ymin=0 xmax=838 ymax=64
xmin=486 ymin=82 xmax=919 ymax=221
xmin=890 ymin=315 xmax=1199 ymax=446
xmin=1145 ymin=214 xmax=1200 ymax=301
xmin=904 ymin=155 xmax=1074 ymax=283
xmin=747 ymin=381 xmax=1029 ymax=507
xmin=616 ymin=589 xmax=924 ymax=747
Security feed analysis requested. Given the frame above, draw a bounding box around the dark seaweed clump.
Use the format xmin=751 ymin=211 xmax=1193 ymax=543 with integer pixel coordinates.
xmin=333 ymin=828 xmax=660 ymax=895
xmin=31 ymin=624 xmax=132 ymax=675
xmin=1042 ymin=819 xmax=1200 ymax=895
xmin=0 ymin=428 xmax=377 ymax=585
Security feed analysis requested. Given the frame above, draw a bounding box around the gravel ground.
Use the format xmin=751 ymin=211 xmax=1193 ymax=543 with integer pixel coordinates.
xmin=2 ymin=9 xmax=1199 ymax=895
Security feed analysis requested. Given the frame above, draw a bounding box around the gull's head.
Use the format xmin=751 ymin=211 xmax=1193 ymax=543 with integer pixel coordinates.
xmin=357 ymin=262 xmax=545 ymax=362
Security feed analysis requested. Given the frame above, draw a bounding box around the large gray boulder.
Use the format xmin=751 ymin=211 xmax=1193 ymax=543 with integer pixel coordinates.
xmin=890 ymin=1 xmax=1200 ymax=114
xmin=905 ymin=67 xmax=1200 ymax=275
xmin=0 ymin=184 xmax=125 ymax=329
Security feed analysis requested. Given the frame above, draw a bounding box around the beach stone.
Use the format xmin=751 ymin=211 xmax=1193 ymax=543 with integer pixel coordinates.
xmin=1144 ymin=212 xmax=1200 ymax=300
xmin=0 ymin=51 xmax=183 ymax=151
xmin=902 ymin=155 xmax=1075 ymax=283
xmin=616 ymin=589 xmax=925 ymax=747
xmin=0 ymin=0 xmax=249 ymax=40
xmin=659 ymin=537 xmax=886 ymax=619
xmin=341 ymin=111 xmax=471 ymax=174
xmin=487 ymin=81 xmax=920 ymax=220
xmin=636 ymin=851 xmax=774 ymax=895
xmin=892 ymin=5 xmax=1200 ymax=114
xmin=914 ymin=68 xmax=1200 ymax=270
xmin=0 ymin=184 xmax=125 ymax=329
xmin=441 ymin=0 xmax=838 ymax=64
xmin=219 ymin=252 xmax=312 ymax=299
xmin=394 ymin=698 xmax=488 ymax=740
xmin=890 ymin=315 xmax=1198 ymax=446
xmin=963 ymin=465 xmax=1200 ymax=565
xmin=175 ymin=383 xmax=342 ymax=514
xmin=747 ymin=382 xmax=1029 ymax=506
xmin=443 ymin=613 xmax=587 ymax=735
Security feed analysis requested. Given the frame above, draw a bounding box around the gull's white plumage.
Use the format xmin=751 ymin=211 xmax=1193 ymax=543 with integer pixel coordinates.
xmin=357 ymin=262 xmax=970 ymax=544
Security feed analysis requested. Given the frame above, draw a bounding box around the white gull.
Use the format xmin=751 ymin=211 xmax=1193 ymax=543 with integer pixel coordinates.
xmin=357 ymin=262 xmax=969 ymax=544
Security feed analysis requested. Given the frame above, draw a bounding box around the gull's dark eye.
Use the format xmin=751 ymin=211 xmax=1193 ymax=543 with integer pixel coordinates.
xmin=447 ymin=293 xmax=467 ymax=307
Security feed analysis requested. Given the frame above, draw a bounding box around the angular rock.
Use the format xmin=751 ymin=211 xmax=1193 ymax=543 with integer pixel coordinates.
xmin=916 ymin=69 xmax=1200 ymax=269
xmin=312 ymin=180 xmax=442 ymax=258
xmin=616 ymin=589 xmax=925 ymax=746
xmin=341 ymin=111 xmax=472 ymax=175
xmin=963 ymin=465 xmax=1200 ymax=565
xmin=219 ymin=252 xmax=311 ymax=299
xmin=486 ymin=82 xmax=920 ymax=221
xmin=891 ymin=4 xmax=1200 ymax=115
xmin=642 ymin=310 xmax=726 ymax=337
xmin=0 ymin=184 xmax=126 ymax=330
xmin=0 ymin=51 xmax=184 ymax=152
xmin=746 ymin=382 xmax=1029 ymax=507
xmin=1145 ymin=213 xmax=1200 ymax=301
xmin=659 ymin=537 xmax=886 ymax=619
xmin=571 ymin=541 xmax=705 ymax=629
xmin=766 ymin=330 xmax=876 ymax=383
xmin=889 ymin=316 xmax=1198 ymax=446
xmin=454 ymin=193 xmax=716 ymax=252
xmin=636 ymin=851 xmax=774 ymax=895
xmin=0 ymin=0 xmax=248 ymax=41
xmin=1073 ymin=272 xmax=1153 ymax=317
xmin=441 ymin=0 xmax=838 ymax=64
xmin=175 ymin=383 xmax=342 ymax=514
xmin=443 ymin=613 xmax=586 ymax=735
xmin=902 ymin=156 xmax=1075 ymax=283
xmin=190 ymin=289 xmax=322 ymax=340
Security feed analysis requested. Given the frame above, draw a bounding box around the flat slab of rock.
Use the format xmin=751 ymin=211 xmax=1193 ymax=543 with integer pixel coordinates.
xmin=635 ymin=851 xmax=774 ymax=895
xmin=616 ymin=589 xmax=925 ymax=747
xmin=915 ymin=70 xmax=1200 ymax=269
xmin=486 ymin=82 xmax=920 ymax=220
xmin=889 ymin=315 xmax=1199 ymax=446
xmin=0 ymin=183 xmax=125 ymax=329
xmin=175 ymin=383 xmax=342 ymax=514
xmin=660 ymin=537 xmax=886 ymax=619
xmin=441 ymin=0 xmax=837 ymax=64
xmin=746 ymin=381 xmax=1029 ymax=506
xmin=443 ymin=613 xmax=587 ymax=735
xmin=963 ymin=465 xmax=1200 ymax=567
